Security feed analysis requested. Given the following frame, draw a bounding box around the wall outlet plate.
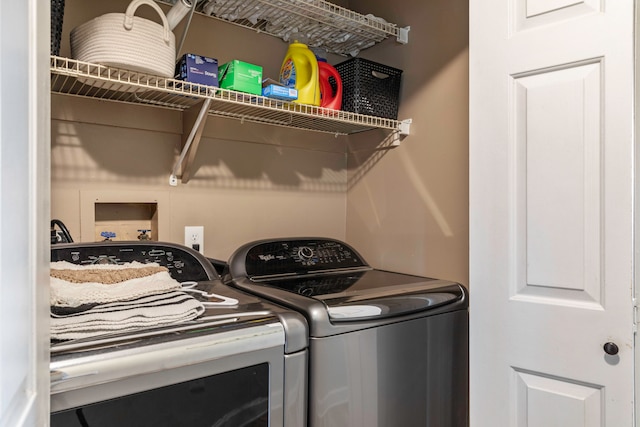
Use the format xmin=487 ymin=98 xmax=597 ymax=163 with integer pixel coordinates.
xmin=184 ymin=226 xmax=204 ymax=254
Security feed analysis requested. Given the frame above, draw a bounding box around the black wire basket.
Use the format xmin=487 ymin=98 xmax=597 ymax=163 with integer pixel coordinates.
xmin=51 ymin=0 xmax=65 ymax=55
xmin=335 ymin=57 xmax=403 ymax=120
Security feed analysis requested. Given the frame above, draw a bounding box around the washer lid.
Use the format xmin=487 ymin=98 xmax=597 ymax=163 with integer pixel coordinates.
xmin=324 ymin=289 xmax=463 ymax=321
xmin=254 ymin=269 xmax=466 ymax=321
xmin=253 ymin=268 xmax=445 ymax=297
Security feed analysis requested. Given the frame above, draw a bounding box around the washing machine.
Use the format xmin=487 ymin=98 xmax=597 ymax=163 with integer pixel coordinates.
xmin=49 ymin=241 xmax=308 ymax=427
xmin=225 ymin=237 xmax=469 ymax=427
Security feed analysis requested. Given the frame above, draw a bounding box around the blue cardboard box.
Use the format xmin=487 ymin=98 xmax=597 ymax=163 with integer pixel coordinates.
xmin=175 ymin=54 xmax=218 ymax=87
xmin=262 ymin=84 xmax=298 ymax=101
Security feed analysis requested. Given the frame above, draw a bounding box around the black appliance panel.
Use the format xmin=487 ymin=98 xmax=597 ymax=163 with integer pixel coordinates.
xmin=51 ymin=242 xmax=215 ymax=283
xmin=244 ymin=239 xmax=367 ymax=277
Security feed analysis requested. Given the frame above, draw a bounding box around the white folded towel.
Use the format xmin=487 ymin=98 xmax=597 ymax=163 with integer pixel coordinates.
xmin=50 ymin=261 xmax=207 ymax=340
xmin=50 ymin=261 xmax=182 ymax=307
xmin=51 ymin=290 xmax=205 ymax=341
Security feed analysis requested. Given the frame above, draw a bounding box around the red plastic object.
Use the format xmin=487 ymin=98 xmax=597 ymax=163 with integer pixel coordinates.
xmin=318 ymin=61 xmax=343 ymax=110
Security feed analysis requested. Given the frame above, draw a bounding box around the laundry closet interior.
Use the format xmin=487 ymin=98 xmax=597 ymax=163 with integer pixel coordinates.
xmin=50 ymin=0 xmax=469 ymax=286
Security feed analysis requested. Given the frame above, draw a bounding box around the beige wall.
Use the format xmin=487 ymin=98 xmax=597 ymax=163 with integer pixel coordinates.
xmin=52 ymin=0 xmax=469 ymax=282
xmin=345 ymin=0 xmax=469 ymax=285
xmin=51 ymin=94 xmax=348 ymax=260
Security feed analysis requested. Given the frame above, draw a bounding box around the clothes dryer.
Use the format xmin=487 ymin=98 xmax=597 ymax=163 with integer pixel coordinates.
xmin=49 ymin=241 xmax=307 ymax=427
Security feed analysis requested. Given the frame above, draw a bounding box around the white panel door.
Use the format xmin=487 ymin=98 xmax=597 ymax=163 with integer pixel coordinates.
xmin=0 ymin=0 xmax=50 ymax=426
xmin=470 ymin=0 xmax=634 ymax=426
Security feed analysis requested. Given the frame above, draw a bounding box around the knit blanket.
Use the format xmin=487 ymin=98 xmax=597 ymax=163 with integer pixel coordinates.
xmin=50 ymin=261 xmax=182 ymax=307
xmin=50 ymin=290 xmax=205 ymax=341
xmin=50 ymin=261 xmax=205 ymax=341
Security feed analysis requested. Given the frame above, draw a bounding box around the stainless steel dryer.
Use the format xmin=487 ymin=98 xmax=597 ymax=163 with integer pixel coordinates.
xmin=49 ymin=241 xmax=307 ymax=427
xmin=226 ymin=237 xmax=469 ymax=427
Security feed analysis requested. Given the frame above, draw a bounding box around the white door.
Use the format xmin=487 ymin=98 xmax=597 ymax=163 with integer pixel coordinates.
xmin=469 ymin=0 xmax=635 ymax=426
xmin=0 ymin=0 xmax=50 ymax=426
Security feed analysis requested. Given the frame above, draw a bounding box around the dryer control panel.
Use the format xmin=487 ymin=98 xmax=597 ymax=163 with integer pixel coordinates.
xmin=51 ymin=242 xmax=216 ymax=282
xmin=244 ymin=238 xmax=368 ymax=277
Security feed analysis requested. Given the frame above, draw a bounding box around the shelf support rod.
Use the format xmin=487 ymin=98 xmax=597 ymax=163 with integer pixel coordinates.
xmin=169 ymin=96 xmax=212 ymax=186
xmin=175 ymin=0 xmax=198 ymax=60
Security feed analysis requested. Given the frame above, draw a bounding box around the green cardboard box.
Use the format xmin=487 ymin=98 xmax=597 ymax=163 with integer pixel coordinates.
xmin=218 ymin=60 xmax=263 ymax=95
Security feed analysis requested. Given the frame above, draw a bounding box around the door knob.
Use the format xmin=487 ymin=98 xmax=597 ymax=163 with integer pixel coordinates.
xmin=603 ymin=342 xmax=619 ymax=356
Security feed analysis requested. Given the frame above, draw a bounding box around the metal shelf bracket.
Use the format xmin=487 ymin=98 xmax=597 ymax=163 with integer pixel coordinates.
xmin=389 ymin=118 xmax=412 ymax=146
xmin=169 ymin=96 xmax=212 ymax=186
xmin=398 ymin=118 xmax=412 ymax=136
xmin=387 ymin=118 xmax=412 ymax=147
xmin=397 ymin=26 xmax=410 ymax=44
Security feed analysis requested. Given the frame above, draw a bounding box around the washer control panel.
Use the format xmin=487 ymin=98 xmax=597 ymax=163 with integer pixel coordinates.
xmin=244 ymin=239 xmax=367 ymax=277
xmin=51 ymin=243 xmax=215 ymax=282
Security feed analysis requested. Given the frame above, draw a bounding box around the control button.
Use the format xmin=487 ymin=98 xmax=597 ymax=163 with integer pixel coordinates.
xmin=298 ymin=247 xmax=314 ymax=259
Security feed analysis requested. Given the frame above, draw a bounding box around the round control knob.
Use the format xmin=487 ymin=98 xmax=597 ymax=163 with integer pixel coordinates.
xmin=298 ymin=247 xmax=314 ymax=259
xmin=603 ymin=342 xmax=619 ymax=356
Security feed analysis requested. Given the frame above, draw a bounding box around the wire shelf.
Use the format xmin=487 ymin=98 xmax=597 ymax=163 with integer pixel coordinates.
xmin=184 ymin=0 xmax=402 ymax=56
xmin=51 ymin=56 xmax=401 ymax=135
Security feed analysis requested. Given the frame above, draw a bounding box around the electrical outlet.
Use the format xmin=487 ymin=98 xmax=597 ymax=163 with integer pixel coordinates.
xmin=184 ymin=226 xmax=204 ymax=254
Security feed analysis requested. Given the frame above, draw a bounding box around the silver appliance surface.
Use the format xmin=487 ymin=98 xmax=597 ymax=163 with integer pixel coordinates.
xmin=50 ymin=241 xmax=308 ymax=427
xmin=227 ymin=237 xmax=469 ymax=427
